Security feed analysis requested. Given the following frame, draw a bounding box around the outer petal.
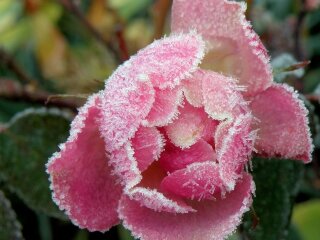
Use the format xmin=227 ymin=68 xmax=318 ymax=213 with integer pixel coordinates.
xmin=250 ymin=84 xmax=313 ymax=163
xmin=131 ymin=126 xmax=165 ymax=172
xmin=172 ymin=0 xmax=272 ymax=97
xmin=46 ymin=94 xmax=122 ymax=232
xmin=119 ymin=174 xmax=254 ymax=240
xmin=160 ymin=162 xmax=224 ymax=201
xmin=202 ymin=70 xmax=247 ymax=121
xmin=215 ymin=114 xmax=255 ymax=190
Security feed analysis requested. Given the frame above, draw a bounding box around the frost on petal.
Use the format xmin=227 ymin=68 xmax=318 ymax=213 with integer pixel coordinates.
xmin=131 ymin=126 xmax=165 ymax=172
xmin=160 ymin=162 xmax=224 ymax=201
xmin=215 ymin=114 xmax=255 ymax=190
xmin=144 ymin=87 xmax=183 ymax=127
xmin=182 ymin=70 xmax=204 ymax=107
xmin=101 ymin=70 xmax=155 ymax=152
xmin=119 ymin=174 xmax=254 ymax=240
xmin=46 ymin=94 xmax=122 ymax=232
xmin=250 ymin=84 xmax=313 ymax=163
xmin=110 ymin=143 xmax=142 ymax=190
xmin=202 ymin=70 xmax=247 ymax=121
xmin=159 ymin=139 xmax=215 ymax=173
xmin=165 ymin=101 xmax=212 ymax=148
xmin=134 ymin=32 xmax=205 ymax=89
xmin=172 ymin=0 xmax=272 ymax=97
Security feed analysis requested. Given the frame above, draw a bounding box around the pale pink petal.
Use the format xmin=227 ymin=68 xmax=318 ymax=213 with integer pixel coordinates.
xmin=172 ymin=0 xmax=272 ymax=97
xmin=46 ymin=94 xmax=122 ymax=232
xmin=101 ymin=71 xmax=155 ymax=152
xmin=135 ymin=32 xmax=205 ymax=89
xmin=165 ymin=101 xmax=212 ymax=148
xmin=119 ymin=174 xmax=254 ymax=240
xmin=202 ymin=70 xmax=248 ymax=121
xmin=182 ymin=70 xmax=204 ymax=107
xmin=215 ymin=114 xmax=255 ymax=190
xmin=250 ymin=84 xmax=313 ymax=163
xmin=160 ymin=162 xmax=224 ymax=201
xmin=131 ymin=126 xmax=165 ymax=172
xmin=144 ymin=87 xmax=183 ymax=127
xmin=127 ymin=187 xmax=195 ymax=213
xmin=159 ymin=139 xmax=215 ymax=173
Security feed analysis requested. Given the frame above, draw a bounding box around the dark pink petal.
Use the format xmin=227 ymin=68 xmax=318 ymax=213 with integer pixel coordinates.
xmin=172 ymin=0 xmax=272 ymax=97
xmin=182 ymin=70 xmax=204 ymax=107
xmin=144 ymin=87 xmax=183 ymax=127
xmin=135 ymin=32 xmax=205 ymax=89
xmin=202 ymin=70 xmax=248 ymax=121
xmin=159 ymin=139 xmax=215 ymax=173
xmin=215 ymin=114 xmax=255 ymax=190
xmin=165 ymin=102 xmax=212 ymax=148
xmin=131 ymin=126 xmax=165 ymax=172
xmin=119 ymin=174 xmax=254 ymax=240
xmin=160 ymin=162 xmax=224 ymax=201
xmin=46 ymin=94 xmax=122 ymax=232
xmin=250 ymin=84 xmax=313 ymax=162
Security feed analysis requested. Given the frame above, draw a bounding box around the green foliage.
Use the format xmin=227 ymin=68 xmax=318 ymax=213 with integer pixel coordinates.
xmin=293 ymin=200 xmax=320 ymax=240
xmin=0 ymin=190 xmax=24 ymax=240
xmin=0 ymin=108 xmax=70 ymax=219
xmin=242 ymin=158 xmax=304 ymax=240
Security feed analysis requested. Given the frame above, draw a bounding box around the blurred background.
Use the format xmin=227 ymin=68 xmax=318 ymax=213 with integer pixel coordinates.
xmin=0 ymin=0 xmax=320 ymax=239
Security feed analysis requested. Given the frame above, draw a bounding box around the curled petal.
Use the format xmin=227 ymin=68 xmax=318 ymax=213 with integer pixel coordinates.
xmin=202 ymin=70 xmax=247 ymax=121
xmin=159 ymin=139 xmax=215 ymax=173
xmin=215 ymin=114 xmax=255 ymax=190
xmin=144 ymin=87 xmax=183 ymax=127
xmin=46 ymin=94 xmax=122 ymax=232
xmin=160 ymin=162 xmax=224 ymax=201
xmin=135 ymin=31 xmax=206 ymax=89
xmin=172 ymin=0 xmax=272 ymax=97
xmin=131 ymin=126 xmax=165 ymax=172
xmin=182 ymin=70 xmax=204 ymax=107
xmin=250 ymin=84 xmax=313 ymax=163
xmin=119 ymin=174 xmax=254 ymax=240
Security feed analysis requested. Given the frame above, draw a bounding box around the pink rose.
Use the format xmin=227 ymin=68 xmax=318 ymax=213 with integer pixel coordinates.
xmin=47 ymin=0 xmax=313 ymax=239
xmin=306 ymin=0 xmax=320 ymax=10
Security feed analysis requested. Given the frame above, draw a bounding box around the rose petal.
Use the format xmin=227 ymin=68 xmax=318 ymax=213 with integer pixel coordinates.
xmin=250 ymin=84 xmax=313 ymax=163
xmin=202 ymin=70 xmax=248 ymax=121
xmin=160 ymin=162 xmax=224 ymax=201
xmin=46 ymin=94 xmax=122 ymax=232
xmin=135 ymin=31 xmax=205 ymax=89
xmin=215 ymin=113 xmax=255 ymax=190
xmin=159 ymin=139 xmax=215 ymax=173
xmin=143 ymin=87 xmax=183 ymax=127
xmin=119 ymin=173 xmax=254 ymax=240
xmin=131 ymin=126 xmax=165 ymax=172
xmin=165 ymin=101 xmax=212 ymax=148
xmin=172 ymin=0 xmax=272 ymax=97
xmin=182 ymin=70 xmax=204 ymax=107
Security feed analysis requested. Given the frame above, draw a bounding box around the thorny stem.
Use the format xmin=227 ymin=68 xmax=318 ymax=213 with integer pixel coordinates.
xmin=57 ymin=0 xmax=123 ymax=63
xmin=0 ymin=79 xmax=84 ymax=111
xmin=152 ymin=0 xmax=172 ymax=39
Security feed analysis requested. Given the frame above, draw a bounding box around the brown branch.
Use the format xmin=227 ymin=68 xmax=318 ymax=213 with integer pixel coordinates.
xmin=305 ymin=94 xmax=320 ymax=102
xmin=152 ymin=0 xmax=172 ymax=39
xmin=0 ymin=79 xmax=84 ymax=111
xmin=0 ymin=48 xmax=38 ymax=86
xmin=57 ymin=0 xmax=123 ymax=63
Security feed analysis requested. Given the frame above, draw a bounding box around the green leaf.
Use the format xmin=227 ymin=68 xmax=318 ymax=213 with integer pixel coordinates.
xmin=292 ymin=200 xmax=320 ymax=240
xmin=0 ymin=190 xmax=24 ymax=240
xmin=0 ymin=108 xmax=71 ymax=219
xmin=242 ymin=158 xmax=304 ymax=240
